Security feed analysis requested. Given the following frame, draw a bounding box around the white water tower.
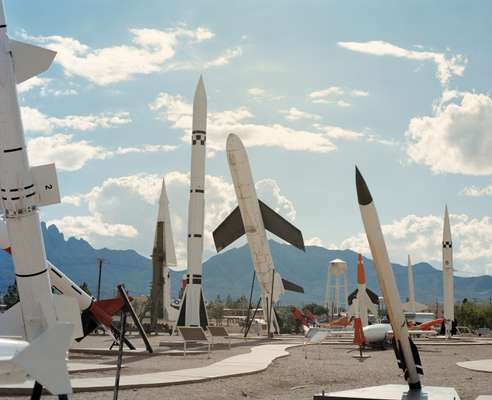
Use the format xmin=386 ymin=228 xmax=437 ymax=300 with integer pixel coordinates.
xmin=325 ymin=258 xmax=349 ymax=317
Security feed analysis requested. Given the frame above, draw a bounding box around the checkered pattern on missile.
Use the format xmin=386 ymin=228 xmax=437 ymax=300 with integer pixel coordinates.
xmin=192 ymin=130 xmax=206 ymax=145
xmin=442 ymin=241 xmax=452 ymax=248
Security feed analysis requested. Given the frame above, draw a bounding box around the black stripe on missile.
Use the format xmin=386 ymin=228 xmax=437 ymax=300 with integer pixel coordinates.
xmin=51 ymin=268 xmax=63 ymax=278
xmin=24 ymin=184 xmax=34 ymax=190
xmin=16 ymin=269 xmax=48 ymax=278
xmin=192 ymin=278 xmax=202 ymax=284
xmin=1 ymin=197 xmax=6 ymax=200
xmin=0 ymin=25 xmax=6 ymax=28
xmin=52 ymin=285 xmax=64 ymax=294
xmin=190 ymin=189 xmax=204 ymax=193
xmin=25 ymin=192 xmax=36 ymax=198
xmin=193 ymin=234 xmax=202 ymax=237
xmin=11 ymin=196 xmax=20 ymax=200
xmin=191 ymin=274 xmax=202 ymax=278
xmin=192 ymin=130 xmax=206 ymax=134
xmin=9 ymin=188 xmax=19 ymax=192
xmin=3 ymin=147 xmax=22 ymax=153
xmin=71 ymin=285 xmax=82 ymax=295
xmin=1 ymin=189 xmax=5 ymax=192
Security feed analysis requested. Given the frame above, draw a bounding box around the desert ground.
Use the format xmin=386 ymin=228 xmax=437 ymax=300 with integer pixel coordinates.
xmin=1 ymin=333 xmax=491 ymax=400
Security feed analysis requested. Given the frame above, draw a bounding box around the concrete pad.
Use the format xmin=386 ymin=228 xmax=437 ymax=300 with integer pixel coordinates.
xmin=70 ymin=347 xmax=206 ymax=356
xmin=457 ymin=359 xmax=492 ymax=373
xmin=0 ymin=343 xmax=300 ymax=394
xmin=68 ymin=362 xmax=122 ymax=373
xmin=313 ymin=384 xmax=460 ymax=400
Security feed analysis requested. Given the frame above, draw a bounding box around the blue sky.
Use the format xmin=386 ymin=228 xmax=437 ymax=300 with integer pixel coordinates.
xmin=6 ymin=0 xmax=492 ymax=276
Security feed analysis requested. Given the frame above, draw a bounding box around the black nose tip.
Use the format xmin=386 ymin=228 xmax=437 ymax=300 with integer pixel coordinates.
xmin=355 ymin=166 xmax=373 ymax=206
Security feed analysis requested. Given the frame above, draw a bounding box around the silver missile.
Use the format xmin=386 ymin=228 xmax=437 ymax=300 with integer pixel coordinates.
xmin=442 ymin=205 xmax=455 ymax=336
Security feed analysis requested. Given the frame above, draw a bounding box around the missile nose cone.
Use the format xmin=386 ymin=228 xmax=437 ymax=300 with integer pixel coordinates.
xmin=443 ymin=204 xmax=452 ymax=240
xmin=355 ymin=166 xmax=372 ymax=206
xmin=357 ymin=254 xmax=366 ymax=284
xmin=226 ymin=133 xmax=244 ymax=152
xmin=194 ymin=75 xmax=206 ymax=102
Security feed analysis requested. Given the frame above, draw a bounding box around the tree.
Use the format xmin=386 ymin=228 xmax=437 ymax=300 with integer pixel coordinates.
xmin=208 ymin=301 xmax=225 ymax=325
xmin=3 ymin=282 xmax=19 ymax=308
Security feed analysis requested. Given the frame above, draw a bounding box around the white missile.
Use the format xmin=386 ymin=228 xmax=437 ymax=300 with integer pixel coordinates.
xmin=0 ymin=3 xmax=73 ymax=393
xmin=213 ymin=134 xmax=305 ymax=334
xmin=442 ymin=205 xmax=455 ymax=336
xmin=347 ymin=254 xmax=378 ymax=326
xmin=402 ymin=255 xmax=426 ymax=313
xmin=356 ymin=167 xmax=423 ymax=389
xmin=177 ymin=76 xmax=208 ymax=328
xmin=150 ymin=178 xmax=177 ymax=325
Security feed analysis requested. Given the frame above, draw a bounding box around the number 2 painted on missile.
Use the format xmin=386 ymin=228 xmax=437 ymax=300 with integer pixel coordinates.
xmin=45 ymin=184 xmax=53 ymax=190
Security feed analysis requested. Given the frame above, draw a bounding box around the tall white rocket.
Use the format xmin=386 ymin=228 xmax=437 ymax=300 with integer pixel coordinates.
xmin=442 ymin=205 xmax=454 ymax=336
xmin=0 ymin=1 xmax=73 ymax=394
xmin=406 ymin=255 xmax=416 ymax=313
xmin=177 ymin=76 xmax=208 ymax=328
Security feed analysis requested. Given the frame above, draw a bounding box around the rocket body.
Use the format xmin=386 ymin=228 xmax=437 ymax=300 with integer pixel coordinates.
xmin=356 ymin=168 xmax=422 ymax=389
xmin=0 ymin=3 xmax=55 ymax=341
xmin=227 ymin=134 xmax=283 ymax=302
xmin=226 ymin=134 xmax=283 ymax=331
xmin=151 ymin=178 xmax=177 ymax=323
xmin=442 ymin=206 xmax=454 ymax=336
xmin=0 ymin=2 xmax=74 ymax=393
xmin=347 ymin=254 xmax=377 ymax=327
xmin=178 ymin=77 xmax=208 ymax=327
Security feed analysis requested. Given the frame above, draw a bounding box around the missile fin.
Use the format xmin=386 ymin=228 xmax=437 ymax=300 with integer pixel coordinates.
xmin=392 ymin=338 xmax=409 ymax=380
xmin=366 ymin=288 xmax=380 ymax=305
xmin=409 ymin=337 xmax=424 ymax=375
xmin=258 ymin=200 xmax=305 ymax=251
xmin=31 ymin=163 xmax=61 ymax=206
xmin=10 ymin=40 xmax=56 ymax=83
xmin=212 ymin=205 xmax=245 ymax=252
xmin=13 ymin=322 xmax=73 ymax=395
xmin=52 ymin=294 xmax=83 ymax=342
xmin=347 ymin=288 xmax=359 ymax=305
xmin=281 ymin=277 xmax=304 ymax=293
xmin=0 ymin=302 xmax=24 ymax=337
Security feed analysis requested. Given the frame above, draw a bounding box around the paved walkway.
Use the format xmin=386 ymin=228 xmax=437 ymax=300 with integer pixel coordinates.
xmin=457 ymin=359 xmax=492 ymax=373
xmin=0 ymin=343 xmax=300 ymax=394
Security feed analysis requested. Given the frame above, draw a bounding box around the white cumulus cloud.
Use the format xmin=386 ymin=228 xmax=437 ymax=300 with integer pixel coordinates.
xmin=21 ymin=106 xmax=131 ymax=134
xmin=406 ymin=91 xmax=492 ymax=175
xmin=27 ymin=134 xmax=176 ymax=171
xmin=52 ymin=172 xmax=297 ymax=265
xmin=279 ymin=107 xmax=321 ymax=121
xmin=338 ymin=40 xmax=467 ymax=86
xmin=22 ymin=26 xmax=215 ymax=85
xmin=340 ymin=213 xmax=492 ymax=276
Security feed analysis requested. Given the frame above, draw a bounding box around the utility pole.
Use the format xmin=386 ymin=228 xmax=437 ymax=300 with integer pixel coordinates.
xmin=96 ymin=258 xmax=109 ymax=300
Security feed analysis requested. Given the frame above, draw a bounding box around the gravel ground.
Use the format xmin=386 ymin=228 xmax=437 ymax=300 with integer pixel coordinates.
xmin=2 ymin=336 xmax=491 ymax=400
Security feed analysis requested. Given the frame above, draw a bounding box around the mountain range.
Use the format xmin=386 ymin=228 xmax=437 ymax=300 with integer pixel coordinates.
xmin=1 ymin=223 xmax=491 ymax=306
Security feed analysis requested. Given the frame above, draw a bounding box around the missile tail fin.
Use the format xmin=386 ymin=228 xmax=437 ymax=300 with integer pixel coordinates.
xmin=13 ymin=322 xmax=73 ymax=395
xmin=0 ymin=302 xmax=24 ymax=337
xmin=258 ymin=200 xmax=305 ymax=251
xmin=212 ymin=205 xmax=245 ymax=252
xmin=281 ymin=277 xmax=304 ymax=293
xmin=10 ymin=40 xmax=56 ymax=83
xmin=392 ymin=338 xmax=409 ymax=380
xmin=409 ymin=337 xmax=424 ymax=375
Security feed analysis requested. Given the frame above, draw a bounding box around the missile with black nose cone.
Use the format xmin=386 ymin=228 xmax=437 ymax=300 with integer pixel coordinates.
xmin=355 ymin=167 xmax=423 ymax=389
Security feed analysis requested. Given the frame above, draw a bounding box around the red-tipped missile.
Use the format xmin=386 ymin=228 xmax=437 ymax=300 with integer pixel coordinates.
xmin=347 ymin=254 xmax=378 ymax=326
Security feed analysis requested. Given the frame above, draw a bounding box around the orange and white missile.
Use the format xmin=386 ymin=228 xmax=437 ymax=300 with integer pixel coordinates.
xmin=356 ymin=167 xmax=423 ymax=389
xmin=347 ymin=254 xmax=378 ymax=326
